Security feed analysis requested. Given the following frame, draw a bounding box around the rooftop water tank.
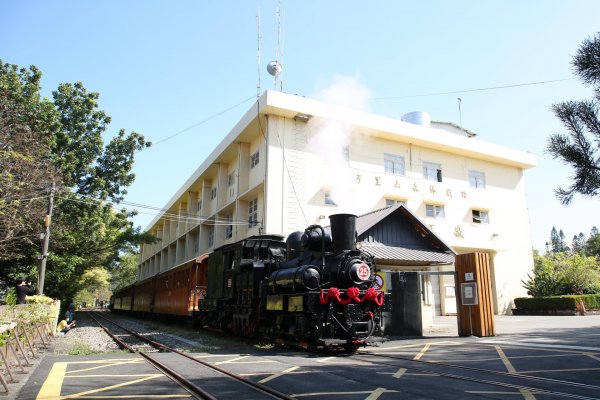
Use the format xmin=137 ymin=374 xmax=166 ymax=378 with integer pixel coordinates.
xmin=401 ymin=111 xmax=431 ymax=127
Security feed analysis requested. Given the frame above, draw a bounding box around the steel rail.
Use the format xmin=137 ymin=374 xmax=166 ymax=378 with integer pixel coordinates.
xmin=88 ymin=312 xmax=216 ymax=400
xmin=352 ymin=350 xmax=600 ymax=400
xmin=355 ymin=348 xmax=600 ymax=391
xmin=91 ymin=311 xmax=293 ymax=400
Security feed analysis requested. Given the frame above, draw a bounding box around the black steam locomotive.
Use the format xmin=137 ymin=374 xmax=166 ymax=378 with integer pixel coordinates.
xmin=201 ymin=213 xmax=388 ymax=350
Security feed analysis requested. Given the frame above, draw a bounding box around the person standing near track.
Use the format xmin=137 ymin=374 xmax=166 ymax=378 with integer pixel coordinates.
xmin=67 ymin=302 xmax=75 ymax=323
xmin=15 ymin=278 xmax=35 ymax=304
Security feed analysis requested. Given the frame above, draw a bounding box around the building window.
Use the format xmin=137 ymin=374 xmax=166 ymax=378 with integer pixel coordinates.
xmin=324 ymin=192 xmax=337 ymax=206
xmin=210 ymin=187 xmax=217 ymax=200
xmin=426 ymin=204 xmax=445 ymax=219
xmin=250 ymin=151 xmax=260 ymax=168
xmin=469 ymin=170 xmax=486 ymax=189
xmin=386 ymin=199 xmax=406 ymax=207
xmin=423 ymin=161 xmax=442 ymax=182
xmin=197 ymin=199 xmax=202 ymax=211
xmin=228 ymin=172 xmax=235 ymax=187
xmin=472 ymin=210 xmax=489 ymax=224
xmin=207 ymin=226 xmax=214 ymax=247
xmin=342 ymin=145 xmax=350 ymax=162
xmin=248 ymin=198 xmax=258 ymax=227
xmin=225 ymin=214 xmax=233 ymax=238
xmin=384 ymin=153 xmax=405 ymax=175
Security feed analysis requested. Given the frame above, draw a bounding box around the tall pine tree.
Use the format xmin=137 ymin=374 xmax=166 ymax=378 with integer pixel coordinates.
xmin=547 ymin=33 xmax=600 ymax=204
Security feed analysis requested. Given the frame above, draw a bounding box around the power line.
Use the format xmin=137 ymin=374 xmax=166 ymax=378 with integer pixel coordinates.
xmin=151 ymin=95 xmax=256 ymax=146
xmin=374 ymin=78 xmax=575 ymax=100
xmin=56 ymin=193 xmax=251 ymax=226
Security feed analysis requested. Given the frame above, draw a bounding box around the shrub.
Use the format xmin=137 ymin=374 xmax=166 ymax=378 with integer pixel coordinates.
xmin=514 ymin=294 xmax=600 ymax=310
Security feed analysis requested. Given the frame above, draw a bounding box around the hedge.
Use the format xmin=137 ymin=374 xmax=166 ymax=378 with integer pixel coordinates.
xmin=514 ymin=294 xmax=600 ymax=310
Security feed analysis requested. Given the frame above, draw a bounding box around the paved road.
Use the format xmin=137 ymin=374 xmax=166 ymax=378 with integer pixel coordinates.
xmin=14 ymin=315 xmax=600 ymax=400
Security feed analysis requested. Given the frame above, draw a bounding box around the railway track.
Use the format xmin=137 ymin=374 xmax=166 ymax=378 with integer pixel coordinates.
xmin=88 ymin=311 xmax=293 ymax=400
xmin=88 ymin=311 xmax=600 ymax=399
xmin=352 ymin=347 xmax=600 ymax=400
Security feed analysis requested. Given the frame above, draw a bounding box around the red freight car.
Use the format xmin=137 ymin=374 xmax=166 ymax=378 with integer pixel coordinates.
xmin=153 ymin=254 xmax=208 ymax=316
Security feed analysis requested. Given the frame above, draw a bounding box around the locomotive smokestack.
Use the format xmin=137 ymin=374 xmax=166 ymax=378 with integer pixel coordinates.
xmin=329 ymin=213 xmax=357 ymax=254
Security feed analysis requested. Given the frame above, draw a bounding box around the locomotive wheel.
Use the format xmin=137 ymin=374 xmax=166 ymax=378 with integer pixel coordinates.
xmin=343 ymin=343 xmax=360 ymax=353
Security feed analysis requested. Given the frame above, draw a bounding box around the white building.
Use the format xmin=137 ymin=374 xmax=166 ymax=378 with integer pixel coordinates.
xmin=139 ymin=90 xmax=537 ymax=315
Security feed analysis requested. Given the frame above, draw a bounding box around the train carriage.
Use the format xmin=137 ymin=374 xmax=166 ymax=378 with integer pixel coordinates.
xmin=112 ymin=284 xmax=135 ymax=311
xmin=133 ymin=276 xmax=155 ymax=313
xmin=154 ymin=256 xmax=208 ymax=316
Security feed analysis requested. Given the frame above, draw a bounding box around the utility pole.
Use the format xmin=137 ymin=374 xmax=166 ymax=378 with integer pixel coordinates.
xmin=37 ymin=181 xmax=55 ymax=295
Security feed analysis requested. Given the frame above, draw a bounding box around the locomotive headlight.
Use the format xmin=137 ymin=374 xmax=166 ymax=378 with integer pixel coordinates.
xmin=345 ymin=259 xmax=373 ymax=285
xmin=356 ymin=263 xmax=371 ymax=281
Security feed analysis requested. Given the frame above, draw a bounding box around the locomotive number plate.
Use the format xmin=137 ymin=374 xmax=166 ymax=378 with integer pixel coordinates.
xmin=357 ymin=264 xmax=371 ymax=280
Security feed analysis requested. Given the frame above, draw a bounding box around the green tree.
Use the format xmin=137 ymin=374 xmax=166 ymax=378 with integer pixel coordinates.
xmin=555 ymin=253 xmax=600 ymax=294
xmin=524 ymin=250 xmax=600 ymax=296
xmin=585 ymin=226 xmax=600 ymax=258
xmin=110 ymin=252 xmax=139 ymax=291
xmin=0 ymin=63 xmax=60 ymax=258
xmin=546 ymin=32 xmax=600 ymax=204
xmin=572 ymin=232 xmax=587 ymax=254
xmin=549 ymin=226 xmax=568 ymax=253
xmin=0 ymin=60 xmax=153 ymax=301
xmin=523 ymin=250 xmax=563 ymax=297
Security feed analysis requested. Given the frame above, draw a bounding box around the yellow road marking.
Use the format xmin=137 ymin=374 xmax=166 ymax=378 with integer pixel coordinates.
xmin=36 ymin=360 xmax=191 ymax=400
xmin=213 ymin=355 xmax=249 ymax=365
xmin=495 ymin=345 xmax=517 ymax=374
xmin=413 ymin=343 xmax=430 ymax=360
xmin=317 ymin=356 xmax=335 ymax=363
xmin=364 ymin=341 xmax=460 ymax=351
xmin=218 ymin=360 xmax=278 ymax=365
xmin=291 ymin=388 xmax=398 ymax=398
xmin=494 ymin=345 xmax=600 ymax=358
xmin=392 ymin=368 xmax=407 ymax=378
xmin=63 ymin=374 xmax=164 ymax=399
xmin=194 ymin=354 xmax=245 ymax=358
xmin=61 ymin=359 xmax=141 ymax=364
xmin=68 ymin=396 xmax=191 ymax=399
xmin=65 ymin=374 xmax=165 ymax=378
xmin=240 ymin=370 xmax=310 ymax=377
xmin=258 ymin=366 xmax=299 ymax=383
xmin=393 ymin=343 xmax=430 ymax=378
xmin=37 ymin=362 xmax=67 ymax=400
xmin=365 ymin=387 xmax=389 ymax=400
xmin=429 ymin=353 xmax=578 ymax=363
xmin=379 ymin=371 xmax=438 ymax=377
xmin=67 ymin=360 xmax=144 ymax=374
xmin=520 ymin=389 xmax=537 ymax=400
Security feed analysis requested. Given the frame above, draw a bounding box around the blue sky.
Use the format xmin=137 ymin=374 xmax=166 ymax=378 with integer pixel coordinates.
xmin=2 ymin=1 xmax=599 ymax=251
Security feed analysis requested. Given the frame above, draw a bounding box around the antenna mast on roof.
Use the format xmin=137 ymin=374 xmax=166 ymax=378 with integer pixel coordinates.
xmin=256 ymin=9 xmax=262 ymax=98
xmin=457 ymin=97 xmax=463 ymax=128
xmin=266 ymin=0 xmax=283 ymax=91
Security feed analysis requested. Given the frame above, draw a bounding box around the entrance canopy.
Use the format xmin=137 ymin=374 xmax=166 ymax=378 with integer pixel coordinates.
xmin=329 ymin=204 xmax=456 ymax=266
